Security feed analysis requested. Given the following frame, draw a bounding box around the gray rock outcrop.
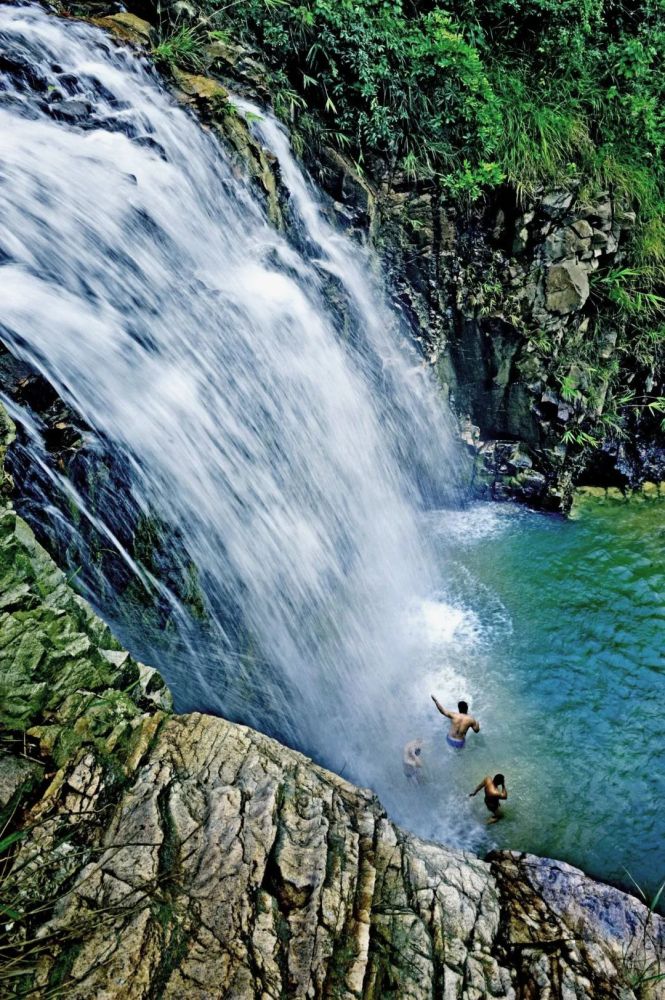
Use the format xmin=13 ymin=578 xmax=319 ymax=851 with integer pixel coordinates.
xmin=545 ymin=260 xmax=590 ymax=314
xmin=14 ymin=710 xmax=665 ymax=999
xmin=0 ymin=406 xmax=663 ymax=998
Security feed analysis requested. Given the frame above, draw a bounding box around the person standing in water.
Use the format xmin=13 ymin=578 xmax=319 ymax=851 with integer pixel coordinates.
xmin=403 ymin=739 xmax=424 ymax=784
xmin=431 ymin=695 xmax=480 ymax=749
xmin=470 ymin=774 xmax=507 ymax=823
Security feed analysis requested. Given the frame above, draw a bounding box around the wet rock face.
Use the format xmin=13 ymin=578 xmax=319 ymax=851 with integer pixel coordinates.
xmin=371 ymin=184 xmax=637 ymax=510
xmin=299 ymin=144 xmax=659 ymax=509
xmin=0 ymin=407 xmax=663 ymax=999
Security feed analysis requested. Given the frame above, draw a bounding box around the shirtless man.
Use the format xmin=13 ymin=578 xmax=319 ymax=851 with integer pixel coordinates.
xmin=470 ymin=774 xmax=507 ymax=823
xmin=431 ymin=695 xmax=480 ymax=749
xmin=403 ymin=739 xmax=424 ymax=784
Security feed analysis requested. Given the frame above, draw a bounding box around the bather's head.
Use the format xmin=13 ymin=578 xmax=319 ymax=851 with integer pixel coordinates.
xmin=494 ymin=773 xmax=505 ymax=788
xmin=458 ymin=700 xmax=469 ymax=714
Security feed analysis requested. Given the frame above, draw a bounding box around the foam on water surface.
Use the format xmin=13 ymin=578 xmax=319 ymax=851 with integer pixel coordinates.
xmin=1 ymin=6 xmax=662 ymax=894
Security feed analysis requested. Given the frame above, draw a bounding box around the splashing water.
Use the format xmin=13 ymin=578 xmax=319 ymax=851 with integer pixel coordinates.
xmin=3 ymin=10 xmax=661 ymax=890
xmin=0 ymin=5 xmax=471 ymax=811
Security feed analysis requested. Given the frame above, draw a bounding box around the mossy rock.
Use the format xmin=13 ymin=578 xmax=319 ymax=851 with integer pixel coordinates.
xmin=0 ymin=403 xmax=172 ymax=771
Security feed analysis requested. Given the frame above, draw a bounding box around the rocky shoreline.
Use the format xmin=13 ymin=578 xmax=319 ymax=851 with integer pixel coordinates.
xmin=1 ymin=402 xmax=664 ymax=996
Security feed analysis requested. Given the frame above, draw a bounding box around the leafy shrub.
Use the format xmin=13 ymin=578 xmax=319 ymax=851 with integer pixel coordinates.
xmin=206 ymin=0 xmax=664 ymax=238
xmin=204 ymin=1 xmax=504 ymax=187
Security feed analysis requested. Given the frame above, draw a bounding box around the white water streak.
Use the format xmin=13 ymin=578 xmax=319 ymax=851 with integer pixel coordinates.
xmin=0 ymin=6 xmax=464 ymax=791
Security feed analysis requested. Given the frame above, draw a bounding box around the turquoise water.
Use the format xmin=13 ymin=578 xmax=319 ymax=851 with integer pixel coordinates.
xmin=396 ymin=496 xmax=664 ymax=905
xmin=3 ymin=1 xmax=660 ymax=915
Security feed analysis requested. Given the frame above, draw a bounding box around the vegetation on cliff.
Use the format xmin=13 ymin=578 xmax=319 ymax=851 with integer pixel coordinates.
xmin=209 ymin=0 xmax=664 ymax=232
xmin=150 ymin=0 xmax=664 ymax=494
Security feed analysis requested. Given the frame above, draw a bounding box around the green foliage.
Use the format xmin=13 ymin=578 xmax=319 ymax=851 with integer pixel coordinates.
xmin=207 ymin=0 xmax=504 ymax=187
xmin=594 ymin=267 xmax=665 ymax=321
xmin=207 ymin=0 xmax=664 ymax=239
xmin=152 ymin=23 xmax=207 ymax=71
xmin=562 ymin=427 xmax=599 ymax=448
xmin=620 ymin=871 xmax=665 ymax=994
xmin=490 ymin=69 xmax=593 ymax=196
xmin=591 ymin=267 xmax=665 ymax=418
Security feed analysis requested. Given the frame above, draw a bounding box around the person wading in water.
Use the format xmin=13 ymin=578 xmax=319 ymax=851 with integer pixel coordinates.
xmin=470 ymin=774 xmax=507 ymax=823
xmin=431 ymin=695 xmax=480 ymax=749
xmin=402 ymin=739 xmax=424 ymax=784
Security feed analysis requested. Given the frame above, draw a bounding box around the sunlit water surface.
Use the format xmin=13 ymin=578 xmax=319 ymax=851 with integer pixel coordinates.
xmin=395 ymin=497 xmax=664 ymax=904
xmin=1 ymin=5 xmax=662 ymax=906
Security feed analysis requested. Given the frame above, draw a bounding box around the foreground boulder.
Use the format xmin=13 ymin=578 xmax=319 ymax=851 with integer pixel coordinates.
xmin=0 ymin=403 xmax=663 ymax=998
xmin=3 ymin=708 xmax=665 ymax=998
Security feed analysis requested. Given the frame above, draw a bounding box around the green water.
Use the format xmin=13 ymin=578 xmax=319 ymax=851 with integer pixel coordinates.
xmin=396 ymin=496 xmax=664 ymax=905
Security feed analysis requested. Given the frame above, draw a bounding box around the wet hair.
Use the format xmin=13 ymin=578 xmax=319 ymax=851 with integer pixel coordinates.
xmin=458 ymin=700 xmax=469 ymax=714
xmin=494 ymin=773 xmax=505 ymax=787
xmin=414 ymin=747 xmax=421 ymax=756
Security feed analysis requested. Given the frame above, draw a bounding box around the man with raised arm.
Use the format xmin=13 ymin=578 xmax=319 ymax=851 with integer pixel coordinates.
xmin=431 ymin=694 xmax=480 ymax=749
xmin=470 ymin=773 xmax=508 ymax=823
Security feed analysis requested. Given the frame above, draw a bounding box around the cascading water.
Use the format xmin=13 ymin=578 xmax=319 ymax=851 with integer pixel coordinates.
xmin=3 ymin=9 xmax=663 ymax=894
xmin=0 ymin=3 xmax=480 ymax=836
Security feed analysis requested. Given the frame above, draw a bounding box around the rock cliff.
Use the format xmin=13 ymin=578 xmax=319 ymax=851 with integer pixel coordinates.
xmin=1 ymin=404 xmax=663 ymax=998
xmin=2 ymin=3 xmax=663 ymax=515
xmin=118 ymin=1 xmax=661 ymax=512
xmin=284 ymin=132 xmax=664 ymax=512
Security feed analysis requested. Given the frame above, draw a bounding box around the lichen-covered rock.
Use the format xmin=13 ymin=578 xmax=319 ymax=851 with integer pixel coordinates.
xmin=91 ymin=12 xmax=154 ymax=46
xmin=171 ymin=66 xmax=228 ymax=103
xmin=32 ymin=712 xmax=513 ymax=999
xmin=0 ymin=412 xmax=171 ymax=771
xmin=490 ymin=852 xmax=665 ymax=1000
xmin=0 ymin=753 xmax=43 ymax=826
xmin=545 ymin=260 xmax=590 ymax=313
xmin=6 ymin=708 xmax=664 ymax=999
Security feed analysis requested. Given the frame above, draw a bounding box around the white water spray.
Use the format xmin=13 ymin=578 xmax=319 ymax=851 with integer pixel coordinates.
xmin=0 ymin=6 xmax=482 ymax=834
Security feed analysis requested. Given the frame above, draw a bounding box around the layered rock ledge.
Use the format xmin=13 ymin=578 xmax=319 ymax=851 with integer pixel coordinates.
xmin=0 ymin=405 xmax=663 ymax=998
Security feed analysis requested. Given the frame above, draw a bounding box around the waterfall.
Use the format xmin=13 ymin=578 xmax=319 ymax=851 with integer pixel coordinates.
xmin=0 ymin=6 xmax=473 ymax=831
